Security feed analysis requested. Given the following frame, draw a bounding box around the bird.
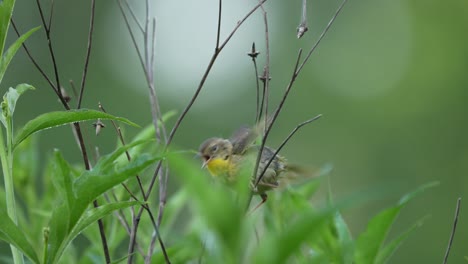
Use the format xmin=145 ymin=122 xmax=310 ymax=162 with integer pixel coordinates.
xmin=198 ymin=126 xmax=296 ymax=210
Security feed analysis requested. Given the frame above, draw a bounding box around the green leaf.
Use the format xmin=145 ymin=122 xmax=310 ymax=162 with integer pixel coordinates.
xmin=51 ymin=150 xmax=75 ymax=214
xmin=334 ymin=211 xmax=354 ymax=264
xmin=254 ymin=207 xmax=336 ymax=264
xmin=13 ymin=109 xmax=139 ymax=149
xmin=0 ymin=0 xmax=15 ymax=56
xmin=72 ymin=140 xmax=162 ymax=223
xmin=6 ymin=83 xmax=35 ymax=115
xmin=0 ymin=209 xmax=40 ymax=264
xmin=0 ymin=84 xmax=34 ymax=127
xmin=47 ymin=145 xmax=161 ymax=264
xmin=62 ymin=201 xmax=141 ymax=261
xmin=169 ymin=152 xmax=245 ymax=260
xmin=0 ymin=26 xmax=40 ymax=84
xmin=354 ymin=182 xmax=438 ymax=264
xmin=375 ymin=216 xmax=427 ymax=263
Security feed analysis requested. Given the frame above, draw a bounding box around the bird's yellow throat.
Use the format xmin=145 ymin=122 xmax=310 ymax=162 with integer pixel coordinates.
xmin=206 ymin=157 xmax=233 ymax=177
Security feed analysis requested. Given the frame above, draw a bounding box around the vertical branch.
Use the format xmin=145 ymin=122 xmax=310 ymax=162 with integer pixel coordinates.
xmin=296 ymin=0 xmax=348 ymax=73
xmin=247 ymin=43 xmax=261 ymax=123
xmin=245 ymin=0 xmax=348 ymax=210
xmin=168 ymin=0 xmax=268 ymax=145
xmin=297 ymin=0 xmax=308 ymax=38
xmin=260 ymin=5 xmax=270 ymax=130
xmin=253 ymin=49 xmax=302 ymax=188
xmin=216 ymin=0 xmax=222 ymax=49
xmin=443 ymin=198 xmax=461 ymax=264
xmin=11 ymin=20 xmax=58 ymax=93
xmin=77 ymin=0 xmax=96 ymax=109
xmin=35 ymin=0 xmax=66 ymax=104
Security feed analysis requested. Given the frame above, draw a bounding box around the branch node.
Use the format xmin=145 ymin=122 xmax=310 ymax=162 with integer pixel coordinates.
xmin=247 ymin=42 xmax=260 ymax=59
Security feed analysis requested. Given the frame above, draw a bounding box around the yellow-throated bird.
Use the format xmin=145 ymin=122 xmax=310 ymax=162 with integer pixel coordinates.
xmin=198 ymin=126 xmax=302 ymax=210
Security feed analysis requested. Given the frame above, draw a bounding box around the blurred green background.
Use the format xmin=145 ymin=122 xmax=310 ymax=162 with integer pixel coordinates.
xmin=4 ymin=0 xmax=468 ymax=263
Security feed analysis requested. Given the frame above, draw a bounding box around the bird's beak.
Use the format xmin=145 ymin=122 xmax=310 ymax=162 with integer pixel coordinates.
xmin=201 ymin=158 xmax=210 ymax=169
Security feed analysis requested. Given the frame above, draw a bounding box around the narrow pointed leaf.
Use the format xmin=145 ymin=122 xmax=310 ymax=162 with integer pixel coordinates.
xmin=354 ymin=182 xmax=438 ymax=264
xmin=0 ymin=26 xmax=40 ymax=84
xmin=0 ymin=0 xmax=15 ymax=56
xmin=51 ymin=149 xmax=75 ymax=213
xmin=375 ymin=216 xmax=426 ymax=263
xmin=254 ymin=207 xmax=336 ymax=264
xmin=6 ymin=84 xmax=35 ymax=116
xmin=0 ymin=210 xmax=40 ymax=263
xmin=13 ymin=109 xmax=139 ymax=149
xmin=50 ymin=201 xmax=140 ymax=264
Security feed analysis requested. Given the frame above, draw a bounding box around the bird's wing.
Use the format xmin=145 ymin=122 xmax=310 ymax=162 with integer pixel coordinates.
xmin=229 ymin=126 xmax=259 ymax=155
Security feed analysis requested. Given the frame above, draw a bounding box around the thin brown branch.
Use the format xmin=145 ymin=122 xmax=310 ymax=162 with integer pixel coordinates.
xmin=296 ymin=0 xmax=348 ymax=74
xmin=93 ymin=200 xmax=111 ymax=264
xmin=297 ymin=0 xmax=308 ymax=38
xmin=259 ymin=3 xmax=270 ymax=131
xmin=77 ymin=0 xmax=96 ymax=109
xmin=216 ymin=0 xmax=222 ymax=49
xmin=10 ymin=19 xmax=58 ymax=93
xmin=247 ymin=42 xmax=261 ymax=123
xmin=69 ymin=80 xmax=78 ymax=98
xmin=167 ymin=0 xmax=267 ymax=146
xmin=253 ymin=49 xmax=303 ymax=188
xmin=218 ymin=0 xmax=267 ymax=51
xmin=443 ymin=198 xmax=461 ymax=264
xmin=124 ymin=0 xmax=144 ymax=33
xmin=48 ymin=0 xmax=56 ymax=32
xmin=117 ymin=0 xmax=146 ymax=76
xmin=35 ymin=0 xmax=66 ymax=104
xmin=257 ymin=114 xmax=322 ymax=182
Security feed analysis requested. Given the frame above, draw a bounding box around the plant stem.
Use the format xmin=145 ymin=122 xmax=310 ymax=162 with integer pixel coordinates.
xmin=0 ymin=119 xmax=24 ymax=264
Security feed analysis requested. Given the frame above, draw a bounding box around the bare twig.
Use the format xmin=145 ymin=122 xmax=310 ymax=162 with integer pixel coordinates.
xmin=116 ymin=1 xmax=171 ymax=263
xmin=92 ymin=200 xmax=111 ymax=263
xmin=257 ymin=114 xmax=322 ymax=183
xmin=116 ymin=0 xmax=146 ymax=77
xmin=247 ymin=43 xmax=261 ymax=123
xmin=252 ymin=49 xmax=303 ymax=190
xmin=167 ymin=0 xmax=267 ymax=145
xmin=245 ymin=0 xmax=347 ymax=211
xmin=99 ymin=103 xmax=170 ymax=263
xmin=35 ymin=0 xmax=66 ymax=103
xmin=297 ymin=0 xmax=308 ymax=38
xmin=259 ymin=3 xmax=270 ymax=132
xmin=77 ymin=0 xmax=96 ymax=109
xmin=69 ymin=80 xmax=78 ymax=97
xmin=216 ymin=0 xmax=222 ymax=49
xmin=124 ymin=0 xmax=144 ymax=33
xmin=48 ymin=0 xmax=56 ymax=33
xmin=297 ymin=0 xmax=348 ymax=73
xmin=443 ymin=198 xmax=461 ymax=264
xmin=10 ymin=20 xmax=59 ymax=94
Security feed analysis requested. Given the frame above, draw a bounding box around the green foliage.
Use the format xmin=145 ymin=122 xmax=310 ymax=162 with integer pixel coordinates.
xmin=13 ymin=109 xmax=139 ymax=149
xmin=46 ymin=141 xmax=162 ymax=264
xmin=0 ymin=0 xmax=15 ymax=57
xmin=0 ymin=27 xmax=40 ymax=84
xmin=0 ymin=209 xmax=40 ymax=263
xmin=166 ymin=153 xmax=435 ymax=263
xmin=354 ymin=182 xmax=438 ymax=264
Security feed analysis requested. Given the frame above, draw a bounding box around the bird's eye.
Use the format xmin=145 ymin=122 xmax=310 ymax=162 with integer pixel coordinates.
xmin=211 ymin=145 xmax=218 ymax=152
